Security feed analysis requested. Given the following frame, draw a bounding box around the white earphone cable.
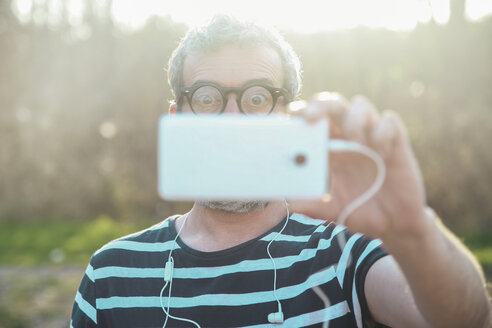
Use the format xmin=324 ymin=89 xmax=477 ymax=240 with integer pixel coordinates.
xmin=265 ymin=200 xmax=290 ymax=323
xmin=308 ymin=139 xmax=386 ymax=328
xmin=159 ymin=139 xmax=385 ymax=327
xmin=160 ymin=213 xmax=201 ymax=328
xmin=328 ymin=139 xmax=386 ymax=227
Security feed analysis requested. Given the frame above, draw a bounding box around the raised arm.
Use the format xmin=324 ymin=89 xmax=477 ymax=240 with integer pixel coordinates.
xmin=366 ymin=210 xmax=489 ymax=328
xmin=288 ymin=93 xmax=490 ymax=327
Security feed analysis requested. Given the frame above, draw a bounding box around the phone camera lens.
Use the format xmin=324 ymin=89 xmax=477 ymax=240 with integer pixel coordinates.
xmin=294 ymin=153 xmax=307 ymax=166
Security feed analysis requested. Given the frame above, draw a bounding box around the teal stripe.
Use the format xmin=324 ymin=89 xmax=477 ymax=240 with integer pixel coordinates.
xmin=244 ymin=301 xmax=350 ymax=328
xmin=96 ymin=266 xmax=336 ymax=310
xmin=94 ymin=216 xmax=323 ymax=256
xmin=93 ymin=220 xmax=172 ymax=255
xmin=260 ymin=233 xmax=311 ymax=242
xmin=260 ymin=224 xmax=328 ymax=242
xmin=93 ymin=227 xmax=346 ymax=280
xmin=351 ymin=239 xmax=383 ymax=328
xmin=93 ymin=215 xmax=329 ymax=257
xmin=335 ymin=233 xmax=363 ymax=286
xmin=96 ymin=266 xmax=164 ymax=279
xmin=75 ymin=291 xmax=97 ymax=324
xmin=313 ymin=223 xmax=328 ymax=234
xmin=149 ymin=219 xmax=170 ymax=230
xmin=290 ymin=214 xmax=325 ymax=226
xmin=97 ymin=296 xmax=160 ymax=309
xmin=95 ymin=240 xmax=179 ymax=255
xmin=86 ymin=264 xmax=95 ymax=283
xmin=331 ymin=224 xmax=347 ymax=237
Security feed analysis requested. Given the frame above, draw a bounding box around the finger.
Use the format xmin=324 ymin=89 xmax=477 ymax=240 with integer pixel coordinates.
xmin=371 ymin=111 xmax=397 ymax=160
xmin=343 ymin=95 xmax=380 ymax=145
xmin=302 ymin=92 xmax=349 ymax=138
xmin=287 ymin=92 xmax=349 ymax=137
xmin=304 ymin=92 xmax=349 ymax=125
xmin=386 ymin=111 xmax=409 ymax=145
xmin=371 ymin=110 xmax=417 ymax=166
xmin=287 ymin=100 xmax=308 ymax=116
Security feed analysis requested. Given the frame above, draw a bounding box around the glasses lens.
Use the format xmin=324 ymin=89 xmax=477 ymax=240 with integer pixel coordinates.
xmin=241 ymin=86 xmax=274 ymax=115
xmin=191 ymin=86 xmax=223 ymax=114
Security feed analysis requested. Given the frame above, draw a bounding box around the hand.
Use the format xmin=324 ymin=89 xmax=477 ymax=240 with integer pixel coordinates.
xmin=288 ymin=92 xmax=428 ymax=242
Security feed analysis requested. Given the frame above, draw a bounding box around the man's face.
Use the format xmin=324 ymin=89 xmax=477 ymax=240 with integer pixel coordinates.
xmin=181 ymin=45 xmax=285 ymax=115
xmin=180 ymin=45 xmax=285 ymax=212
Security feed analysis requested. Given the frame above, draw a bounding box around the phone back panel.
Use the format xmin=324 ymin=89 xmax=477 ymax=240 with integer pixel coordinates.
xmin=158 ymin=115 xmax=328 ymax=200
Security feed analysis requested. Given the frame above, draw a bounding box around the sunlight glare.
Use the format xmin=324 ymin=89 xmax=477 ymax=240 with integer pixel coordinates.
xmin=14 ymin=0 xmax=492 ymax=31
xmin=111 ymin=0 xmax=440 ymax=31
xmin=429 ymin=0 xmax=450 ymax=24
xmin=11 ymin=0 xmax=32 ymax=23
xmin=467 ymin=0 xmax=492 ymax=20
xmin=66 ymin=0 xmax=84 ymax=26
xmin=111 ymin=0 xmax=159 ymax=29
xmin=108 ymin=0 xmax=462 ymax=32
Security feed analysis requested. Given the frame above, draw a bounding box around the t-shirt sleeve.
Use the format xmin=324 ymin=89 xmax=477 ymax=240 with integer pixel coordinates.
xmin=71 ymin=262 xmax=98 ymax=328
xmin=333 ymin=229 xmax=388 ymax=328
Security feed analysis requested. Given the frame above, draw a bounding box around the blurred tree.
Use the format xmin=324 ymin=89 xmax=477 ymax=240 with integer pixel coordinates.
xmin=1 ymin=0 xmax=491 ymax=235
xmin=449 ymin=0 xmax=467 ymax=26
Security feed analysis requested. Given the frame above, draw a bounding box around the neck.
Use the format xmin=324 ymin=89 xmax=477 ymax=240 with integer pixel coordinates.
xmin=176 ymin=201 xmax=287 ymax=252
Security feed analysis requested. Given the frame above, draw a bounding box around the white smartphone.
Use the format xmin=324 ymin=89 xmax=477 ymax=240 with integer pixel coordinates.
xmin=158 ymin=114 xmax=329 ymax=200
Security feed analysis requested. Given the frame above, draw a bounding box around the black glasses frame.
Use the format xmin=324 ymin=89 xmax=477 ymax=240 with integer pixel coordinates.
xmin=176 ymin=81 xmax=290 ymax=115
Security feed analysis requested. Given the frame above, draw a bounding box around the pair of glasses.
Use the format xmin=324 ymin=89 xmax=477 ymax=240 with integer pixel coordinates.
xmin=177 ymin=82 xmax=290 ymax=115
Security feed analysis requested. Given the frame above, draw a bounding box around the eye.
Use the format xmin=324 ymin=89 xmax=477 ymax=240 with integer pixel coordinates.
xmin=196 ymin=94 xmax=215 ymax=105
xmin=249 ymin=94 xmax=267 ymax=106
xmin=191 ymin=86 xmax=223 ymax=113
xmin=241 ymin=86 xmax=273 ymax=114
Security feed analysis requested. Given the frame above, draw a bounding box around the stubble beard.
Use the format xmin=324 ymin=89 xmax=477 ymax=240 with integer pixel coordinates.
xmin=196 ymin=200 xmax=269 ymax=213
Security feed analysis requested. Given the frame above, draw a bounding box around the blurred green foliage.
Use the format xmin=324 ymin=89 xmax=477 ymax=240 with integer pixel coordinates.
xmin=0 ymin=216 xmax=150 ymax=265
xmin=0 ymin=218 xmax=490 ymax=279
xmin=472 ymin=248 xmax=492 ymax=277
xmin=463 ymin=232 xmax=492 ymax=277
xmin=1 ymin=216 xmax=490 ymax=328
xmin=0 ymin=307 xmax=29 ymax=328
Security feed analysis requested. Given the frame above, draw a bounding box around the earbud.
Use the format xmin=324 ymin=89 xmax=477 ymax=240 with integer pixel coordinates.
xmin=268 ymin=311 xmax=284 ymax=324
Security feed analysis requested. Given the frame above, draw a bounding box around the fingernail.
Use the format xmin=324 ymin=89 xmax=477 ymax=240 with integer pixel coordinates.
xmin=287 ymin=100 xmax=307 ymax=113
xmin=316 ymin=92 xmax=338 ymax=102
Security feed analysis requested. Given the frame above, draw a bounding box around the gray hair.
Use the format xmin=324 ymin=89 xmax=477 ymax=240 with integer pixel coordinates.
xmin=167 ymin=15 xmax=302 ymax=103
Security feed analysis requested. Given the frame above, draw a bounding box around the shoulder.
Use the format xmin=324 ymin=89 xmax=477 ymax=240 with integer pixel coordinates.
xmin=286 ymin=213 xmax=349 ymax=245
xmin=90 ymin=216 xmax=177 ymax=269
xmin=289 ymin=213 xmax=326 ymax=227
xmin=287 ymin=213 xmax=334 ymax=236
xmin=288 ymin=213 xmax=387 ymax=277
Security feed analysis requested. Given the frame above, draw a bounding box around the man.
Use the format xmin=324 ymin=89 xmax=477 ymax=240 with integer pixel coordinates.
xmin=71 ymin=15 xmax=490 ymax=327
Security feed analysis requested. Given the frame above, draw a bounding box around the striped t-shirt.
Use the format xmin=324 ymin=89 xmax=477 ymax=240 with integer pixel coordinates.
xmin=71 ymin=213 xmax=388 ymax=327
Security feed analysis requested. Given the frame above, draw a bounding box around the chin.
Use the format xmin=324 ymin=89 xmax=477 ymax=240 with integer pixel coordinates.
xmin=197 ymin=200 xmax=269 ymax=213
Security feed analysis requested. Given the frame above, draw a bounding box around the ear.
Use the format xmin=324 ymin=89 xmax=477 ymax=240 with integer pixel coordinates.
xmin=169 ymin=103 xmax=177 ymax=116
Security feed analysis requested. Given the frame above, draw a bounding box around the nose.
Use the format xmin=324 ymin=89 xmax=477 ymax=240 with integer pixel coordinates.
xmin=222 ymin=93 xmax=241 ymax=115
